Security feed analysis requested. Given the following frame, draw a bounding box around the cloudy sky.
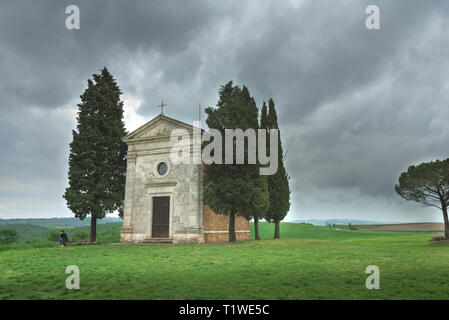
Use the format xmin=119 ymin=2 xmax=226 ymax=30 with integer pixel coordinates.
xmin=1 ymin=0 xmax=448 ymax=222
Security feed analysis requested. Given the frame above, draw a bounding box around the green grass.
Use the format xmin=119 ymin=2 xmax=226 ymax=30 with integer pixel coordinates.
xmin=0 ymin=222 xmax=448 ymax=300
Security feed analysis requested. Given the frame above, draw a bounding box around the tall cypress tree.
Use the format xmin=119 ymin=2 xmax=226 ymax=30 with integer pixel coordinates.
xmin=203 ymin=81 xmax=269 ymax=242
xmin=260 ymin=101 xmax=268 ymax=130
xmin=265 ymin=98 xmax=290 ymax=239
xmin=251 ymin=101 xmax=269 ymax=241
xmin=63 ymin=67 xmax=127 ymax=242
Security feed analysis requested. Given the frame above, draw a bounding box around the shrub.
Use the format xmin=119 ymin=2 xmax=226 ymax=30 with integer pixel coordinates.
xmin=47 ymin=230 xmax=60 ymax=242
xmin=0 ymin=229 xmax=20 ymax=244
xmin=73 ymin=230 xmax=89 ymax=240
xmin=348 ymin=224 xmax=359 ymax=231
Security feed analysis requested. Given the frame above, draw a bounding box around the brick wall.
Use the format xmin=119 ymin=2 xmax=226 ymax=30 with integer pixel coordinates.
xmin=202 ymin=205 xmax=250 ymax=243
xmin=203 ymin=231 xmax=250 ymax=243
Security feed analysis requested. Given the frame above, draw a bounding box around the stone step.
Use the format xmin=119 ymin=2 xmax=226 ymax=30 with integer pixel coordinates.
xmin=142 ymin=238 xmax=173 ymax=244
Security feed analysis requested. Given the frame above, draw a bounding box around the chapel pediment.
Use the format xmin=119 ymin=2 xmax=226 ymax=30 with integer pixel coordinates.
xmin=123 ymin=114 xmax=194 ymax=142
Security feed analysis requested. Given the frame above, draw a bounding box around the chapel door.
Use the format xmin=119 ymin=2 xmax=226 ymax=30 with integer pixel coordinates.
xmin=152 ymin=196 xmax=170 ymax=238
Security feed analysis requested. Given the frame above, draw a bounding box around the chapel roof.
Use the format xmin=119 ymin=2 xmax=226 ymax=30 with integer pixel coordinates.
xmin=123 ymin=113 xmax=201 ymax=143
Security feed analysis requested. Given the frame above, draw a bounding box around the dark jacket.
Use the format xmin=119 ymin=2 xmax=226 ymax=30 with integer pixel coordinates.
xmin=61 ymin=233 xmax=69 ymax=243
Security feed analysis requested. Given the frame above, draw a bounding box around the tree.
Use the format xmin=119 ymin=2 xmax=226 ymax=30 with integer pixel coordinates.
xmin=245 ymin=175 xmax=269 ymax=241
xmin=251 ymin=101 xmax=269 ymax=241
xmin=63 ymin=67 xmax=127 ymax=243
xmin=260 ymin=101 xmax=268 ymax=130
xmin=395 ymin=159 xmax=449 ymax=239
xmin=203 ymin=81 xmax=269 ymax=242
xmin=348 ymin=223 xmax=358 ymax=231
xmin=264 ymin=99 xmax=291 ymax=239
xmin=0 ymin=229 xmax=19 ymax=245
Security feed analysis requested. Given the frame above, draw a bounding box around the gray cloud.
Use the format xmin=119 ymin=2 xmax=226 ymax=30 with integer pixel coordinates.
xmin=0 ymin=0 xmax=448 ymax=222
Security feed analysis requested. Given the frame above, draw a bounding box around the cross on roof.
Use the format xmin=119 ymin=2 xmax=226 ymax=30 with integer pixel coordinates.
xmin=157 ymin=100 xmax=167 ymax=115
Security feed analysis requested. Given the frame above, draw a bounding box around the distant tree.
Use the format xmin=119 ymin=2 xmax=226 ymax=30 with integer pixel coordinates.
xmin=395 ymin=159 xmax=449 ymax=239
xmin=348 ymin=223 xmax=358 ymax=231
xmin=63 ymin=67 xmax=127 ymax=243
xmin=203 ymin=81 xmax=269 ymax=242
xmin=0 ymin=229 xmax=19 ymax=244
xmin=264 ymin=99 xmax=291 ymax=239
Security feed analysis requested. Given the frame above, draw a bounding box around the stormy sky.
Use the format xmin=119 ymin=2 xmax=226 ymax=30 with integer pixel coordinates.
xmin=1 ymin=0 xmax=449 ymax=222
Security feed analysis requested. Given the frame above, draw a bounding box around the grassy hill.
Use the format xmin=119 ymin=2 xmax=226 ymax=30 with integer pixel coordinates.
xmin=0 ymin=222 xmax=123 ymax=245
xmin=250 ymin=222 xmax=430 ymax=240
xmin=0 ymin=224 xmax=50 ymax=241
xmin=356 ymin=222 xmax=445 ymax=231
xmin=0 ymin=222 xmax=448 ymax=299
xmin=0 ymin=217 xmax=121 ymax=227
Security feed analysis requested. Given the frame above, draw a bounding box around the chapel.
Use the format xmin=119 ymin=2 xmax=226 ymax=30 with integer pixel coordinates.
xmin=120 ymin=113 xmax=250 ymax=243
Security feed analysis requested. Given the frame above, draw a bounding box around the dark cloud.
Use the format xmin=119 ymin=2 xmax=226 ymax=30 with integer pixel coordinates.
xmin=0 ymin=0 xmax=447 ymax=222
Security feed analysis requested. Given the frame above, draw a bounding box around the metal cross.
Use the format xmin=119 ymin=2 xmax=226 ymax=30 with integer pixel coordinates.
xmin=157 ymin=100 xmax=167 ymax=115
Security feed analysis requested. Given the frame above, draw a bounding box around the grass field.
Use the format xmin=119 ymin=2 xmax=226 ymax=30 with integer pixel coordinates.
xmin=0 ymin=222 xmax=448 ymax=300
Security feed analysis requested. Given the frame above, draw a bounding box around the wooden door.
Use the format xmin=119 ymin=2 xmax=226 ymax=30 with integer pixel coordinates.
xmin=152 ymin=196 xmax=170 ymax=238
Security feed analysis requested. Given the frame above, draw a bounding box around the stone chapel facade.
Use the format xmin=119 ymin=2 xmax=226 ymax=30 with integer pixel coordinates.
xmin=120 ymin=114 xmax=250 ymax=244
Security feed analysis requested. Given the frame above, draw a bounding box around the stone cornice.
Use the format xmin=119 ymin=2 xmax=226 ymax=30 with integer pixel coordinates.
xmin=145 ymin=181 xmax=177 ymax=188
xmin=126 ymin=152 xmax=138 ymax=160
xmin=126 ymin=135 xmax=172 ymax=144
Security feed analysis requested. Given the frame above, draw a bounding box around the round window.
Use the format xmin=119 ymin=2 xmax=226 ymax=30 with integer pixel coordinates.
xmin=157 ymin=162 xmax=168 ymax=176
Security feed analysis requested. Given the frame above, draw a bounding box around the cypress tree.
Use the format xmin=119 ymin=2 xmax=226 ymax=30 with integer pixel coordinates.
xmin=252 ymin=101 xmax=269 ymax=241
xmin=203 ymin=81 xmax=269 ymax=242
xmin=63 ymin=67 xmax=127 ymax=242
xmin=265 ymin=98 xmax=290 ymax=239
xmin=260 ymin=101 xmax=268 ymax=130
